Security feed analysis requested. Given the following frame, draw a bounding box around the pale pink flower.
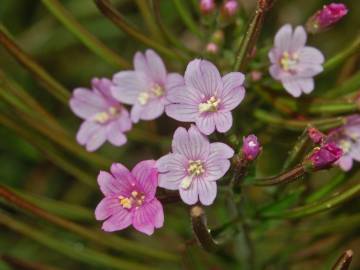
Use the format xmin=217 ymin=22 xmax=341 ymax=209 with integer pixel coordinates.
xmin=269 ymin=24 xmax=325 ymax=97
xmin=222 ymin=0 xmax=239 ymax=17
xmin=69 ymin=78 xmax=132 ymax=152
xmin=166 ymin=59 xmax=245 ymax=135
xmin=111 ymin=49 xmax=184 ymax=123
xmin=95 ymin=160 xmax=164 ymax=235
xmin=200 ymin=0 xmax=216 ymax=14
xmin=157 ymin=125 xmax=234 ymax=205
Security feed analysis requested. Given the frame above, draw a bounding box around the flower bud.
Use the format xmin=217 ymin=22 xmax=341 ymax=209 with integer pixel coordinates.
xmin=200 ymin=0 xmax=216 ymax=15
xmin=250 ymin=71 xmax=262 ymax=82
xmin=306 ymin=143 xmax=342 ymax=170
xmin=306 ymin=3 xmax=348 ymax=34
xmin=221 ymin=0 xmax=239 ymax=18
xmin=308 ymin=127 xmax=325 ymax=144
xmin=206 ymin=42 xmax=218 ymax=54
xmin=242 ymin=134 xmax=261 ymax=161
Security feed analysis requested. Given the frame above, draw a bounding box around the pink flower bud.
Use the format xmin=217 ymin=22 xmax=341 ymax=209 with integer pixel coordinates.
xmin=206 ymin=42 xmax=218 ymax=54
xmin=200 ymin=0 xmax=216 ymax=15
xmin=308 ymin=127 xmax=325 ymax=144
xmin=242 ymin=134 xmax=261 ymax=161
xmin=306 ymin=3 xmax=348 ymax=34
xmin=250 ymin=71 xmax=262 ymax=82
xmin=307 ymin=143 xmax=342 ymax=170
xmin=222 ymin=0 xmax=239 ymax=17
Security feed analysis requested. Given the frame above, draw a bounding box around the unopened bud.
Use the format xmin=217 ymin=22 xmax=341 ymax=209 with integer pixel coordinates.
xmin=242 ymin=134 xmax=261 ymax=161
xmin=305 ymin=143 xmax=342 ymax=171
xmin=308 ymin=127 xmax=325 ymax=144
xmin=200 ymin=0 xmax=216 ymax=15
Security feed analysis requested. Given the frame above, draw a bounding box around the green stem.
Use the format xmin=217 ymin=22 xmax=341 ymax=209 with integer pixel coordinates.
xmin=233 ymin=0 xmax=274 ymax=71
xmin=261 ymin=183 xmax=360 ymax=219
xmin=325 ymin=70 xmax=360 ymax=98
xmin=94 ymin=0 xmax=185 ymax=61
xmin=0 ymin=211 xmax=153 ymax=270
xmin=323 ymin=35 xmax=360 ymax=74
xmin=0 ymin=25 xmax=69 ymax=104
xmin=135 ymin=0 xmax=165 ymax=43
xmin=0 ymin=184 xmax=179 ymax=262
xmin=307 ymin=102 xmax=357 ymax=115
xmin=41 ymin=0 xmax=130 ymax=69
xmin=254 ymin=109 xmax=345 ymax=131
xmin=282 ymin=129 xmax=309 ymax=171
xmin=173 ymin=0 xmax=204 ymax=39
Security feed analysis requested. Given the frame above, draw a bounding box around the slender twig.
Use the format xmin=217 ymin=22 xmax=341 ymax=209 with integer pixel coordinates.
xmin=190 ymin=205 xmax=218 ymax=252
xmin=0 ymin=25 xmax=69 ymax=104
xmin=94 ymin=0 xmax=185 ymax=61
xmin=0 ymin=184 xmax=178 ymax=261
xmin=233 ymin=0 xmax=275 ymax=71
xmin=331 ymin=250 xmax=354 ymax=270
xmin=282 ymin=129 xmax=310 ymax=171
xmin=0 ymin=254 xmax=60 ymax=270
xmin=325 ymin=70 xmax=360 ymax=98
xmin=41 ymin=0 xmax=130 ymax=69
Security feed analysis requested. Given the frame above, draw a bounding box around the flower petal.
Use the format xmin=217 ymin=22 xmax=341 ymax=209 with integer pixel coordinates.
xmin=221 ymin=72 xmax=245 ymax=111
xmin=184 ymin=59 xmax=223 ymax=97
xmin=214 ymin=112 xmax=233 ymax=133
xmin=111 ymin=71 xmax=147 ymax=105
xmin=165 ymin=73 xmax=184 ymax=91
xmin=95 ymin=197 xmax=121 ymax=221
xmin=337 ymin=155 xmax=353 ymax=171
xmin=299 ymin=47 xmax=325 ymax=65
xmin=197 ymin=179 xmax=217 ymax=206
xmin=274 ymin=24 xmax=292 ymax=51
xmin=179 ymin=181 xmax=198 ymax=205
xmin=157 ymin=154 xmax=188 ymax=190
xmin=106 ymin=121 xmax=127 ymax=146
xmin=299 ymin=78 xmax=314 ymax=94
xmin=98 ymin=166 xmax=134 ymax=196
xmin=134 ymin=50 xmax=167 ymax=84
xmin=132 ymin=199 xmax=164 ymax=235
xmin=101 ymin=208 xmax=132 ymax=232
xmin=281 ymin=77 xmax=302 ymax=97
xmin=69 ymin=88 xmax=107 ymax=119
xmin=165 ymin=103 xmax=199 ymax=122
xmin=290 ymin=26 xmax=307 ymax=52
xmin=132 ymin=160 xmax=158 ymax=199
xmin=76 ymin=121 xmax=106 ymax=151
xmin=139 ymin=99 xmax=165 ymax=121
xmin=196 ymin=114 xmax=216 ymax=135
xmin=209 ymin=142 xmax=235 ymax=159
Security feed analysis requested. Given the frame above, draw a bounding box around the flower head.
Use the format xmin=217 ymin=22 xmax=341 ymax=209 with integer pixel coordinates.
xmin=95 ymin=160 xmax=164 ymax=235
xmin=308 ymin=127 xmax=325 ymax=144
xmin=306 ymin=3 xmax=348 ymax=34
xmin=166 ymin=59 xmax=245 ymax=135
xmin=69 ymin=78 xmax=132 ymax=151
xmin=242 ymin=134 xmax=261 ymax=161
xmin=327 ymin=115 xmax=360 ymax=171
xmin=111 ymin=49 xmax=184 ymax=123
xmin=157 ymin=126 xmax=234 ymax=205
xmin=307 ymin=142 xmax=342 ymax=170
xmin=269 ymin=24 xmax=325 ymax=97
xmin=200 ymin=0 xmax=216 ymax=14
xmin=222 ymin=0 xmax=239 ymax=17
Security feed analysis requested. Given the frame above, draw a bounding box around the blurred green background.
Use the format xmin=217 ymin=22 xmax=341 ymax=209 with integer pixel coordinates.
xmin=0 ymin=0 xmax=359 ymax=269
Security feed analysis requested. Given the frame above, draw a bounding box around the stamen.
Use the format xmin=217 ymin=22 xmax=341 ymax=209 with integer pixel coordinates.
xmin=119 ymin=197 xmax=132 ymax=209
xmin=280 ymin=51 xmax=299 ymax=72
xmin=93 ymin=106 xmax=120 ymax=124
xmin=198 ymin=96 xmax=221 ymax=113
xmin=151 ymin=84 xmax=164 ymax=97
xmin=187 ymin=160 xmax=205 ymax=176
xmin=138 ymin=92 xmax=150 ymax=105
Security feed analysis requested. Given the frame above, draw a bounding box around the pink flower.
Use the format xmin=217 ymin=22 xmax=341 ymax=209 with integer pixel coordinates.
xmin=306 ymin=3 xmax=348 ymax=34
xmin=307 ymin=143 xmax=342 ymax=170
xmin=166 ymin=59 xmax=245 ymax=135
xmin=242 ymin=134 xmax=261 ymax=161
xmin=95 ymin=160 xmax=164 ymax=235
xmin=222 ymin=0 xmax=239 ymax=17
xmin=69 ymin=78 xmax=132 ymax=152
xmin=269 ymin=24 xmax=325 ymax=97
xmin=111 ymin=49 xmax=184 ymax=123
xmin=327 ymin=115 xmax=360 ymax=171
xmin=156 ymin=125 xmax=234 ymax=205
xmin=200 ymin=0 xmax=216 ymax=14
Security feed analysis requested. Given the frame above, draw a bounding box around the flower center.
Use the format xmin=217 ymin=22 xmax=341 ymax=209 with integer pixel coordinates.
xmin=339 ymin=139 xmax=352 ymax=154
xmin=93 ymin=106 xmax=120 ymax=124
xmin=280 ymin=51 xmax=299 ymax=72
xmin=137 ymin=84 xmax=164 ymax=106
xmin=198 ymin=96 xmax=221 ymax=113
xmin=119 ymin=190 xmax=145 ymax=210
xmin=180 ymin=160 xmax=205 ymax=190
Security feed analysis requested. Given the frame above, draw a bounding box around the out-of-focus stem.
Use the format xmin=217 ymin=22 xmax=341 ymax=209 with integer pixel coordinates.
xmin=0 ymin=184 xmax=178 ymax=262
xmin=190 ymin=205 xmax=218 ymax=252
xmin=254 ymin=109 xmax=345 ymax=131
xmin=262 ymin=183 xmax=360 ymax=219
xmin=323 ymin=35 xmax=360 ymax=74
xmin=331 ymin=250 xmax=353 ymax=270
xmin=0 ymin=25 xmax=69 ymax=104
xmin=41 ymin=0 xmax=130 ymax=69
xmin=0 ymin=255 xmax=60 ymax=270
xmin=0 ymin=211 xmax=152 ymax=270
xmin=307 ymin=101 xmax=357 ymax=115
xmin=94 ymin=0 xmax=185 ymax=62
xmin=135 ymin=0 xmax=165 ymax=43
xmin=173 ymin=0 xmax=204 ymax=39
xmin=325 ymin=70 xmax=360 ymax=98
xmin=233 ymin=0 xmax=275 ymax=71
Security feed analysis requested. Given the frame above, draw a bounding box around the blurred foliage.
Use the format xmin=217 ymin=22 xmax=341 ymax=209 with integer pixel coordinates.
xmin=0 ymin=0 xmax=359 ymax=269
